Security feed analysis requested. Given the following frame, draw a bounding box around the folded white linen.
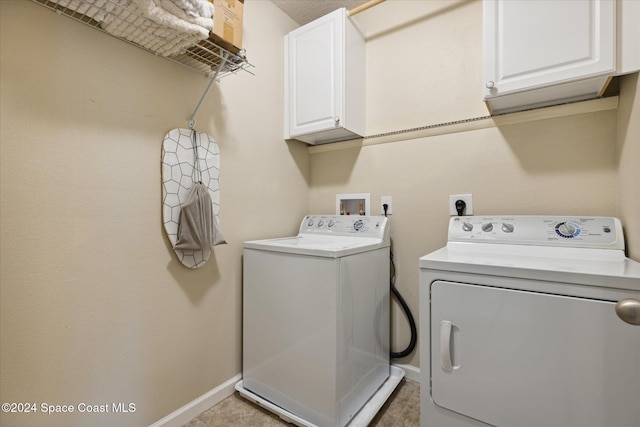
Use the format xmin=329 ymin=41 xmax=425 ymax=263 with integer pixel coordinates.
xmin=159 ymin=0 xmax=213 ymax=31
xmin=101 ymin=0 xmax=211 ymax=57
xmin=50 ymin=0 xmax=124 ymax=22
xmin=168 ymin=0 xmax=214 ymax=19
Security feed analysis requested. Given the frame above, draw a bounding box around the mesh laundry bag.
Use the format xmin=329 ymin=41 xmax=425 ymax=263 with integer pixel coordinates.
xmin=173 ymin=182 xmax=216 ymax=251
xmin=173 ymin=131 xmax=226 ymax=256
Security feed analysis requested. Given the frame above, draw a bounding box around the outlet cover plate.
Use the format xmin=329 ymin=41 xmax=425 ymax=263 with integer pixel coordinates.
xmin=381 ymin=196 xmax=392 ymax=215
xmin=449 ymin=194 xmax=473 ymax=216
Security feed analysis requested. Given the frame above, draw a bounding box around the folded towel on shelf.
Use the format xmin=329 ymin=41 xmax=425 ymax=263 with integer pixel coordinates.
xmin=49 ymin=0 xmax=124 ymax=22
xmin=159 ymin=0 xmax=213 ymax=31
xmin=101 ymin=0 xmax=212 ymax=57
xmin=166 ymin=0 xmax=214 ymax=20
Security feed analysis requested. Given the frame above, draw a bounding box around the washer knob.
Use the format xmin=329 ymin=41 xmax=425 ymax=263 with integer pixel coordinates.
xmin=502 ymin=223 xmax=514 ymax=233
xmin=482 ymin=222 xmax=493 ymax=232
xmin=317 ymin=220 xmax=324 ymax=227
xmin=307 ymin=218 xmax=314 ymax=227
xmin=557 ymin=222 xmax=576 ymax=237
xmin=462 ymin=222 xmax=473 ymax=232
xmin=328 ymin=219 xmax=335 ymax=228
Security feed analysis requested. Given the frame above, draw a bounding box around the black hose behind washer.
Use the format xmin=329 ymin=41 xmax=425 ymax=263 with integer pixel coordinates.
xmin=383 ymin=204 xmax=417 ymax=359
xmin=389 ymin=249 xmax=417 ymax=359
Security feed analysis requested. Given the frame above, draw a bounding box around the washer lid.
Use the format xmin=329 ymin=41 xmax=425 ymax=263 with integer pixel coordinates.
xmin=244 ymin=235 xmax=386 ymax=258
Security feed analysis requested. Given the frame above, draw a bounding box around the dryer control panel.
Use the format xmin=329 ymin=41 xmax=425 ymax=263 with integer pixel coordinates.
xmin=448 ymin=216 xmax=624 ymax=250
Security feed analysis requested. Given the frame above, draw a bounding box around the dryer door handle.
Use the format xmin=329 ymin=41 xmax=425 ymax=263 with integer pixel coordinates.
xmin=440 ymin=321 xmax=453 ymax=371
xmin=616 ymin=299 xmax=640 ymax=325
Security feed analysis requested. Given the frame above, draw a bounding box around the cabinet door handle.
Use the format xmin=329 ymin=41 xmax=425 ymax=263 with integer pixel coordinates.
xmin=616 ymin=299 xmax=640 ymax=325
xmin=440 ymin=321 xmax=453 ymax=371
xmin=486 ymin=81 xmax=495 ymax=89
xmin=334 ymin=117 xmax=340 ymax=124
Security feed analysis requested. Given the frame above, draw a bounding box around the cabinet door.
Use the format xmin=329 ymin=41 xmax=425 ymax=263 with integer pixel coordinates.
xmin=287 ymin=10 xmax=343 ymax=137
xmin=483 ymin=0 xmax=615 ymax=97
xmin=431 ymin=281 xmax=640 ymax=427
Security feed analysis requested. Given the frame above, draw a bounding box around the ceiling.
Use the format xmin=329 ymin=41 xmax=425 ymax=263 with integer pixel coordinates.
xmin=271 ymin=0 xmax=371 ymax=26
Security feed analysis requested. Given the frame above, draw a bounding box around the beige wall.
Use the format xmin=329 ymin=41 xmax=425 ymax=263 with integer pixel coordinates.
xmin=308 ymin=0 xmax=635 ymax=368
xmin=617 ymin=73 xmax=640 ymax=260
xmin=1 ymin=1 xmax=638 ymax=426
xmin=0 ymin=1 xmax=303 ymax=426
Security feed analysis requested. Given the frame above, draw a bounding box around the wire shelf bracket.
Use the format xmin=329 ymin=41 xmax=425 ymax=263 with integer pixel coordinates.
xmin=188 ymin=52 xmax=229 ymax=130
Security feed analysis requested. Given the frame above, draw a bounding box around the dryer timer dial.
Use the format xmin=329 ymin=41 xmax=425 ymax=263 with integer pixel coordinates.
xmin=555 ymin=221 xmax=581 ymax=238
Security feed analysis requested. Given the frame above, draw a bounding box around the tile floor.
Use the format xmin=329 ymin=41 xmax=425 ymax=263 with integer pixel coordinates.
xmin=182 ymin=378 xmax=420 ymax=427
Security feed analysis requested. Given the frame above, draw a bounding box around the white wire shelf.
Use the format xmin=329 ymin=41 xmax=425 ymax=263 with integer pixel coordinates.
xmin=32 ymin=0 xmax=254 ymax=78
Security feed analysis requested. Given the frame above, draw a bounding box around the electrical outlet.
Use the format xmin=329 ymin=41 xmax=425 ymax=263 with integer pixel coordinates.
xmin=449 ymin=194 xmax=473 ymax=216
xmin=381 ymin=196 xmax=392 ymax=215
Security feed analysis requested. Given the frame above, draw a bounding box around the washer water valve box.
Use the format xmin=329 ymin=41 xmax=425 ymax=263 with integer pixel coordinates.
xmin=336 ymin=193 xmax=370 ymax=216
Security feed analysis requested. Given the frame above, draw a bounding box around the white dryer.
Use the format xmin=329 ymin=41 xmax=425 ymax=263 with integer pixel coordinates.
xmin=237 ymin=215 xmax=404 ymax=427
xmin=420 ymin=216 xmax=640 ymax=427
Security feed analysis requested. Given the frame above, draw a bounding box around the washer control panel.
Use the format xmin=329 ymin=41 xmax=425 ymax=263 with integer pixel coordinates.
xmin=300 ymin=215 xmax=388 ymax=239
xmin=449 ymin=216 xmax=624 ymax=249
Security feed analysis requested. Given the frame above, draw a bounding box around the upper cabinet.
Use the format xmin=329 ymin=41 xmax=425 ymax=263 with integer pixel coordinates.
xmin=483 ymin=0 xmax=639 ymax=115
xmin=284 ymin=8 xmax=365 ymax=145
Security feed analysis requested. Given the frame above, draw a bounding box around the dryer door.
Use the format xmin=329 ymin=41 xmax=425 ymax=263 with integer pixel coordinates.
xmin=430 ymin=280 xmax=640 ymax=427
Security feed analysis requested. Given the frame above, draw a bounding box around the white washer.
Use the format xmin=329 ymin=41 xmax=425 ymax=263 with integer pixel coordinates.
xmin=420 ymin=216 xmax=640 ymax=427
xmin=237 ymin=215 xmax=404 ymax=427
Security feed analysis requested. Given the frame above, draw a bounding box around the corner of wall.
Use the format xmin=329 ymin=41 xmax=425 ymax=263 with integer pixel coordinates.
xmin=617 ymin=73 xmax=640 ymax=261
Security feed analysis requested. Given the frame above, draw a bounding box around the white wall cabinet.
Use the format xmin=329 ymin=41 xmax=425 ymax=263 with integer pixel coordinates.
xmin=482 ymin=0 xmax=637 ymax=115
xmin=284 ymin=8 xmax=365 ymax=145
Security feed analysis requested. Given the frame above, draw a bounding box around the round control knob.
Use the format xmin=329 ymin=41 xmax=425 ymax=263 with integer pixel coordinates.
xmin=353 ymin=219 xmax=364 ymax=231
xmin=501 ymin=223 xmax=514 ymax=233
xmin=328 ymin=219 xmax=335 ymax=228
xmin=307 ymin=218 xmax=314 ymax=227
xmin=317 ymin=220 xmax=324 ymax=227
xmin=486 ymin=81 xmax=495 ymax=89
xmin=558 ymin=223 xmax=575 ymax=235
xmin=462 ymin=222 xmax=473 ymax=232
xmin=555 ymin=221 xmax=579 ymax=238
xmin=482 ymin=222 xmax=493 ymax=232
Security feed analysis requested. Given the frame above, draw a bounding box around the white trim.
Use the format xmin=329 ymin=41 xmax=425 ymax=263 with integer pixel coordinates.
xmin=149 ymin=366 xmax=419 ymax=427
xmin=392 ymin=362 xmax=420 ymax=383
xmin=148 ymin=374 xmax=241 ymax=427
xmin=309 ymin=96 xmax=618 ymax=154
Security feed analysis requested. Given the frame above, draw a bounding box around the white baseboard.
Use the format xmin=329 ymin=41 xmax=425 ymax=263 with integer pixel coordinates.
xmin=149 ymin=364 xmax=419 ymax=427
xmin=148 ymin=373 xmax=241 ymax=427
xmin=392 ymin=362 xmax=420 ymax=383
